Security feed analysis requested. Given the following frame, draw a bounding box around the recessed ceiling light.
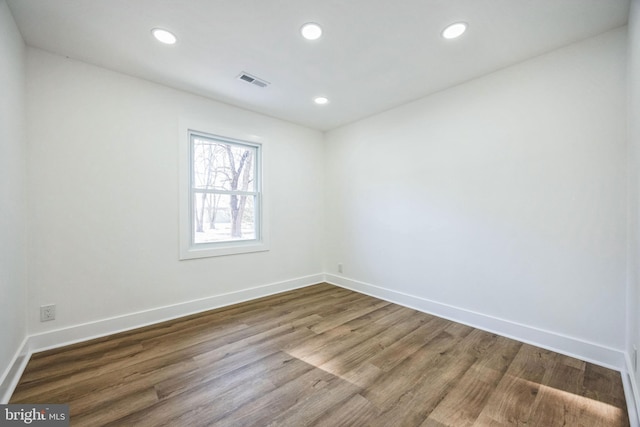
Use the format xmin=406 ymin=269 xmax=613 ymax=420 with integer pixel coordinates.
xmin=314 ymin=96 xmax=329 ymax=105
xmin=442 ymin=22 xmax=467 ymax=39
xmin=152 ymin=28 xmax=177 ymax=45
xmin=301 ymin=23 xmax=323 ymax=40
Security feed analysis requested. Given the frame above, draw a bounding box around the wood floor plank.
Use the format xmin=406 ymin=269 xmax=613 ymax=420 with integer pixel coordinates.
xmin=71 ymin=387 xmax=160 ymax=427
xmin=583 ymin=363 xmax=629 ymax=407
xmin=20 ymin=356 xmax=199 ymax=417
xmin=307 ymin=297 xmax=391 ymax=334
xmin=286 ymin=304 xmax=416 ymax=370
xmin=422 ymin=335 xmax=523 ymax=426
xmin=213 ymin=366 xmax=339 ymax=427
xmin=367 ymin=315 xmax=452 ymax=372
xmin=339 ymin=361 xmax=384 ymax=389
xmin=361 ymin=322 xmax=474 ymax=411
xmin=312 ymin=393 xmax=379 ymax=427
xmin=474 ymin=345 xmax=580 ymax=426
xmin=317 ymin=308 xmax=430 ymax=377
xmin=10 ymin=283 xmax=630 ymax=427
xmin=261 ymin=372 xmax=362 ymax=427
xmin=525 ymin=358 xmax=630 ymax=427
xmin=12 ymin=320 xmax=252 ymax=402
xmin=369 ymin=327 xmax=495 ymax=426
xmin=105 ymin=352 xmax=318 ymax=426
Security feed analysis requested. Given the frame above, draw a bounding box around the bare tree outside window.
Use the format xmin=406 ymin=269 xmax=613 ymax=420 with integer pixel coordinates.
xmin=191 ymin=134 xmax=260 ymax=244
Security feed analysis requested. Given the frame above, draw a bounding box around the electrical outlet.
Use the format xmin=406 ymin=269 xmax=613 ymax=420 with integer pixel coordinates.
xmin=40 ymin=304 xmax=56 ymax=322
xmin=338 ymin=263 xmax=343 ymax=274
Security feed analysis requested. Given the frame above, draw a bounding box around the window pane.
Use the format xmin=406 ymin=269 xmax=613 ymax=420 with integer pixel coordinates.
xmin=192 ymin=138 xmax=256 ymax=192
xmin=193 ymin=193 xmax=256 ymax=243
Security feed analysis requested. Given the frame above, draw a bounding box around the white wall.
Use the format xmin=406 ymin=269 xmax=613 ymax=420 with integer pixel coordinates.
xmin=0 ymin=0 xmax=27 ymax=401
xmin=325 ymin=28 xmax=628 ymax=360
xmin=9 ymin=7 xmax=637 ymax=417
xmin=627 ymin=0 xmax=640 ymax=419
xmin=25 ymin=48 xmax=324 ymax=336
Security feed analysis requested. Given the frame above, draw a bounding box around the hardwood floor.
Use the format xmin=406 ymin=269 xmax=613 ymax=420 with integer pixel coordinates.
xmin=11 ymin=283 xmax=629 ymax=426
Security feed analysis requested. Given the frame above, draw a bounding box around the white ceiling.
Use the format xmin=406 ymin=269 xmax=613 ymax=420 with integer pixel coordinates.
xmin=6 ymin=0 xmax=630 ymax=131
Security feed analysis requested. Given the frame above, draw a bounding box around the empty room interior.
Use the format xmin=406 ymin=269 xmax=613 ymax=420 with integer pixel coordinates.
xmin=2 ymin=0 xmax=640 ymax=425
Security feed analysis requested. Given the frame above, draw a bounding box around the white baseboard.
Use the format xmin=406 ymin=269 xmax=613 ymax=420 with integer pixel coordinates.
xmin=330 ymin=272 xmax=640 ymax=424
xmin=624 ymin=354 xmax=640 ymax=427
xmin=325 ymin=274 xmax=626 ymax=371
xmin=26 ymin=274 xmax=324 ymax=354
xmin=31 ymin=273 xmax=622 ymax=369
xmin=0 ymin=273 xmax=324 ymax=403
xmin=0 ymin=337 xmax=30 ymax=404
xmin=4 ymin=272 xmax=636 ymax=422
xmin=2 ymin=274 xmax=323 ymax=403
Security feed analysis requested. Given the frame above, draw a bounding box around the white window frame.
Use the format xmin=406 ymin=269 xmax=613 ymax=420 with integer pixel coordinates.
xmin=179 ymin=124 xmax=268 ymax=260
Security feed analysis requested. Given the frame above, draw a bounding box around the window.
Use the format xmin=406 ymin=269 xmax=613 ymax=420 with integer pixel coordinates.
xmin=180 ymin=129 xmax=266 ymax=259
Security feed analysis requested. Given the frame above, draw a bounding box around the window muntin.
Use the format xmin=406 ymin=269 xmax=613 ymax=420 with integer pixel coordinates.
xmin=189 ymin=132 xmax=261 ymax=248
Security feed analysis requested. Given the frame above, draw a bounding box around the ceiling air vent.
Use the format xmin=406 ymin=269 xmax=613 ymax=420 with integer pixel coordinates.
xmin=237 ymin=72 xmax=270 ymax=88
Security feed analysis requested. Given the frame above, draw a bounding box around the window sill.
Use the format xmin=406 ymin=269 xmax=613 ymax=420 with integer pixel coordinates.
xmin=179 ymin=241 xmax=269 ymax=260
